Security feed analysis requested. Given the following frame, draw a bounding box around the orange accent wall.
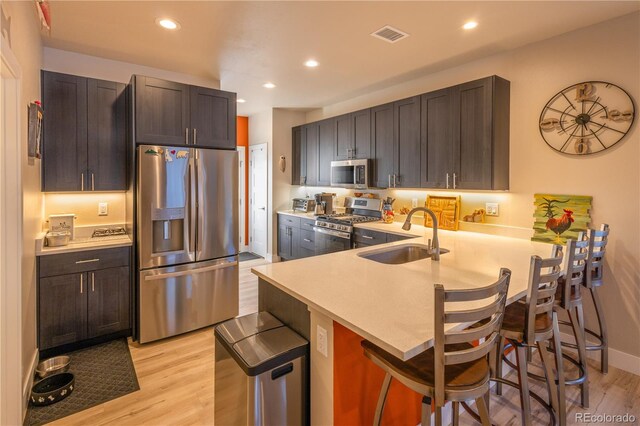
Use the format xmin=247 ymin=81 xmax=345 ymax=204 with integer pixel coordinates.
xmin=237 ymin=116 xmax=249 ymax=246
xmin=333 ymin=322 xmax=423 ymax=425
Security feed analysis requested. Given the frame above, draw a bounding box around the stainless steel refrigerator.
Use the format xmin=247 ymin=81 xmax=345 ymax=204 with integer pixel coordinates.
xmin=137 ymin=145 xmax=238 ymax=343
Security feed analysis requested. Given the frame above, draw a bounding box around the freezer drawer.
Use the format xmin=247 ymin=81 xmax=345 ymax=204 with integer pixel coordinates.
xmin=139 ymin=256 xmax=238 ymax=343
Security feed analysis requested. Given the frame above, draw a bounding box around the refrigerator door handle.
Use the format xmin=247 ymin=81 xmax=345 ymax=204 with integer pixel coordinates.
xmin=143 ymin=260 xmax=238 ymax=281
xmin=188 ymin=153 xmax=197 ymax=255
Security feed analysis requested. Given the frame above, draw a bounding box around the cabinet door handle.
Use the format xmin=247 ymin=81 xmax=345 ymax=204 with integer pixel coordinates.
xmin=446 ymin=173 xmax=450 ymax=189
xmin=193 ymin=128 xmax=197 ymax=145
xmin=388 ymin=174 xmax=391 ymax=188
xmin=303 ymin=238 xmax=311 ymax=242
xmin=75 ymin=258 xmax=100 ymax=264
xmin=362 ymin=235 xmax=374 ymax=240
xmin=80 ymin=274 xmax=83 ymax=294
xmin=453 ymin=173 xmax=457 ymax=189
xmin=81 ymin=173 xmax=84 ymax=191
xmin=91 ymin=173 xmax=95 ymax=191
xmin=185 ymin=128 xmax=189 ymax=145
xmin=91 ymin=272 xmax=95 ymax=292
xmin=393 ymin=174 xmax=397 ymax=187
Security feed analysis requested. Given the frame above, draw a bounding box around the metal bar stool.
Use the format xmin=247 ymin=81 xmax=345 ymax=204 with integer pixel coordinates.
xmin=579 ymin=224 xmax=610 ymax=373
xmin=361 ymin=269 xmax=511 ymax=426
xmin=493 ymin=248 xmax=566 ymax=426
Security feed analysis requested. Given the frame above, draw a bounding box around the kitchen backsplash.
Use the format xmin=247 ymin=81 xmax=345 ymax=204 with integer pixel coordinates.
xmin=289 ymin=186 xmax=512 ymax=225
xmin=43 ymin=192 xmax=126 ymax=229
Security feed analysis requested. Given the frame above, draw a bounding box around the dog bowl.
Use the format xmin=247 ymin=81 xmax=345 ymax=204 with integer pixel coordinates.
xmin=36 ymin=355 xmax=70 ymax=379
xmin=30 ymin=373 xmax=75 ymax=406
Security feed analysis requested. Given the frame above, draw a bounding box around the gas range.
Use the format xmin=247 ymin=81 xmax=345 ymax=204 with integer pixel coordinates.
xmin=314 ymin=213 xmax=380 ymax=233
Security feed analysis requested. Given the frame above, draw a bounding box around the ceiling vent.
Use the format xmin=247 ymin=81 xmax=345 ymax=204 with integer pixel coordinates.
xmin=371 ymin=25 xmax=409 ymax=43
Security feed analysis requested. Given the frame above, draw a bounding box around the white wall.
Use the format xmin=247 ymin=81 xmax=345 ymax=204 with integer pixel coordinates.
xmin=306 ymin=12 xmax=640 ymax=360
xmin=248 ymin=110 xmax=273 ymax=257
xmin=43 ymin=47 xmax=220 ymax=88
xmin=1 ymin=0 xmax=43 ymax=417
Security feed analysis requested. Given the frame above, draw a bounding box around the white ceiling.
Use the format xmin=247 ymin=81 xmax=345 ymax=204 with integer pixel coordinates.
xmin=43 ymin=1 xmax=639 ymax=116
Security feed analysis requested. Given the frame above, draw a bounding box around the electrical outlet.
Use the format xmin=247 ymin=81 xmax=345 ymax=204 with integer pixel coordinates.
xmin=485 ymin=203 xmax=499 ymax=216
xmin=317 ymin=325 xmax=328 ymax=357
xmin=411 ymin=198 xmax=418 ymax=208
xmin=98 ymin=202 xmax=108 ymax=216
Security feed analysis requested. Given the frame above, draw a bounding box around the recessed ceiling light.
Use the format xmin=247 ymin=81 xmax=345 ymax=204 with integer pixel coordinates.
xmin=305 ymin=59 xmax=319 ymax=68
xmin=463 ymin=21 xmax=478 ymax=30
xmin=263 ymin=82 xmax=276 ymax=89
xmin=237 ymin=98 xmax=246 ymax=103
xmin=156 ymin=18 xmax=180 ymax=30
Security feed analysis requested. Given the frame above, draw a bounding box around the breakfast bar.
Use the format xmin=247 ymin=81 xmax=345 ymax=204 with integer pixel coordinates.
xmin=252 ymin=226 xmax=554 ymax=424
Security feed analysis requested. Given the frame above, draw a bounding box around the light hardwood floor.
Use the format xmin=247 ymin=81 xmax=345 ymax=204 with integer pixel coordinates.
xmin=50 ymin=257 xmax=639 ymax=425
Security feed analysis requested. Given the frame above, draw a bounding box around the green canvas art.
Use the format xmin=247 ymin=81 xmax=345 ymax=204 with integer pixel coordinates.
xmin=532 ymin=194 xmax=592 ymax=244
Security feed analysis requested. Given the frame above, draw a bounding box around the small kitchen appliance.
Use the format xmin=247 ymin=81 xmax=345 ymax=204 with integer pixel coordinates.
xmin=313 ymin=193 xmax=336 ymax=216
xmin=291 ymin=198 xmax=316 ymax=213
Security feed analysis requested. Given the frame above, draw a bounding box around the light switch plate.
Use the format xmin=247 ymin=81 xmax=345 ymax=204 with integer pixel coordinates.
xmin=411 ymin=198 xmax=419 ymax=208
xmin=485 ymin=203 xmax=499 ymax=216
xmin=317 ymin=325 xmax=328 ymax=357
xmin=98 ymin=202 xmax=108 ymax=216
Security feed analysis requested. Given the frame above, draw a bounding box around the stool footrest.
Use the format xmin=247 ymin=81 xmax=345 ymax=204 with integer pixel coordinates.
xmin=501 ymin=343 xmax=586 ymax=387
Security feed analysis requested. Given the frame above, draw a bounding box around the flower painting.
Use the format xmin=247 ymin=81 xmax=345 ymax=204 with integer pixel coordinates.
xmin=532 ymin=194 xmax=592 ymax=244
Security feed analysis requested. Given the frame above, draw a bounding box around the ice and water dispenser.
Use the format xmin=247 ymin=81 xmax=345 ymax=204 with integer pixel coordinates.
xmin=151 ymin=207 xmax=185 ymax=253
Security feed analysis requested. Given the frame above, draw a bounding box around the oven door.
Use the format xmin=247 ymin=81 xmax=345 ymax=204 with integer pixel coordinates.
xmin=313 ymin=226 xmax=352 ymax=255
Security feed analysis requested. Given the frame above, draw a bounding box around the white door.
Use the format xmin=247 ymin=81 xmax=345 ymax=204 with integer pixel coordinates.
xmin=237 ymin=146 xmax=246 ymax=251
xmin=249 ymin=144 xmax=268 ymax=258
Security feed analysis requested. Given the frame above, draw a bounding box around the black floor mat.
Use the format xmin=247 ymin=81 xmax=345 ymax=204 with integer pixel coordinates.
xmin=24 ymin=338 xmax=139 ymax=426
xmin=239 ymin=252 xmax=263 ymax=262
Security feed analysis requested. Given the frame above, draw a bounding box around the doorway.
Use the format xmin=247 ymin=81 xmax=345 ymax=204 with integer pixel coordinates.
xmin=237 ymin=146 xmax=246 ymax=251
xmin=1 ymin=36 xmax=24 ymax=425
xmin=249 ymin=144 xmax=268 ymax=258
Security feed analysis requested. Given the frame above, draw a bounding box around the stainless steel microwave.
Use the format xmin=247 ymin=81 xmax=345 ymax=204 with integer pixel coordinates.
xmin=330 ymin=159 xmax=369 ymax=189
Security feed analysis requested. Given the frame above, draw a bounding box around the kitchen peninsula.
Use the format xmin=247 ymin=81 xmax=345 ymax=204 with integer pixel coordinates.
xmin=251 ymin=224 xmax=554 ymax=424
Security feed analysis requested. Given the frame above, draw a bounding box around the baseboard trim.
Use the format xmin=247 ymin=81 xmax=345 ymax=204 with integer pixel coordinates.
xmin=22 ymin=349 xmax=38 ymax=420
xmin=559 ymin=331 xmax=640 ymax=376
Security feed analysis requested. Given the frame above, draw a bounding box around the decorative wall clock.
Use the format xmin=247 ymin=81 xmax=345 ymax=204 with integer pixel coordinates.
xmin=539 ymin=81 xmax=635 ymax=155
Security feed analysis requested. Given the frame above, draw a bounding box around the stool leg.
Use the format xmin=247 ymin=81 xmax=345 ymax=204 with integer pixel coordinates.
xmin=570 ymin=305 xmax=590 ymax=408
xmin=475 ymin=394 xmax=491 ymax=426
xmin=421 ymin=396 xmax=432 ymax=426
xmin=434 ymin=405 xmax=443 ymax=426
xmin=452 ymin=401 xmax=460 ymax=426
xmin=553 ymin=312 xmax=567 ymax=426
xmin=373 ymin=373 xmax=392 ymax=426
xmin=591 ymin=287 xmax=608 ymax=374
xmin=537 ymin=341 xmax=559 ymax=423
xmin=514 ymin=342 xmax=532 ymax=426
xmin=495 ymin=337 xmax=505 ymax=396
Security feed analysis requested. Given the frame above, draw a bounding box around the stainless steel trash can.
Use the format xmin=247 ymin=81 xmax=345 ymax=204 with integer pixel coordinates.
xmin=214 ymin=312 xmax=308 ymax=426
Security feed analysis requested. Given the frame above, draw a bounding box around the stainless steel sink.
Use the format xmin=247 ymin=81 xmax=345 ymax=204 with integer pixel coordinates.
xmin=357 ymin=243 xmax=449 ymax=265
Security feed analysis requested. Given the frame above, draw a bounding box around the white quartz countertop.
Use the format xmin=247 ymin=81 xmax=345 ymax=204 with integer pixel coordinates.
xmin=36 ymin=233 xmax=132 ymax=256
xmin=277 ymin=210 xmax=318 ymax=219
xmin=252 ymin=229 xmax=554 ymax=361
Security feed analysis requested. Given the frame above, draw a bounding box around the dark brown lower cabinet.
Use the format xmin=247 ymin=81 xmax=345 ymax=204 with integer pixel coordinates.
xmin=39 ymin=273 xmax=87 ymax=350
xmin=38 ymin=247 xmax=131 ymax=351
xmin=87 ymin=267 xmax=130 ymax=338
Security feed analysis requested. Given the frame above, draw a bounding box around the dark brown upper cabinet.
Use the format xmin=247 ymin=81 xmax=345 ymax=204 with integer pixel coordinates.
xmin=189 ymin=86 xmax=236 ymax=149
xmin=302 ymin=123 xmax=319 ymax=186
xmin=451 ymin=76 xmax=510 ymax=190
xmin=318 ymin=118 xmax=336 ymax=186
xmin=42 ymin=71 xmax=127 ymax=192
xmin=292 ymin=126 xmax=303 ymax=185
xmin=334 ymin=109 xmax=372 ymax=160
xmin=421 ymin=88 xmax=454 ymax=188
xmin=134 ymin=76 xmax=189 ymax=145
xmin=134 ymin=75 xmax=236 ymax=149
xmin=393 ymin=96 xmax=421 ymax=188
xmin=371 ymin=102 xmax=395 ymax=188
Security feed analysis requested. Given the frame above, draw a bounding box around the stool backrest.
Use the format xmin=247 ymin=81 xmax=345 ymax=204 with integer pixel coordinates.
xmin=585 ymin=224 xmax=610 ymax=288
xmin=433 ymin=268 xmax=511 ymax=404
xmin=559 ymin=232 xmax=589 ymax=308
xmin=523 ymin=246 xmax=563 ymax=343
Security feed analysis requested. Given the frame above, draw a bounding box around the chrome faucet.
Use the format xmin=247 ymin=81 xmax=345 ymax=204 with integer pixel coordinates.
xmin=402 ymin=207 xmax=440 ymax=261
